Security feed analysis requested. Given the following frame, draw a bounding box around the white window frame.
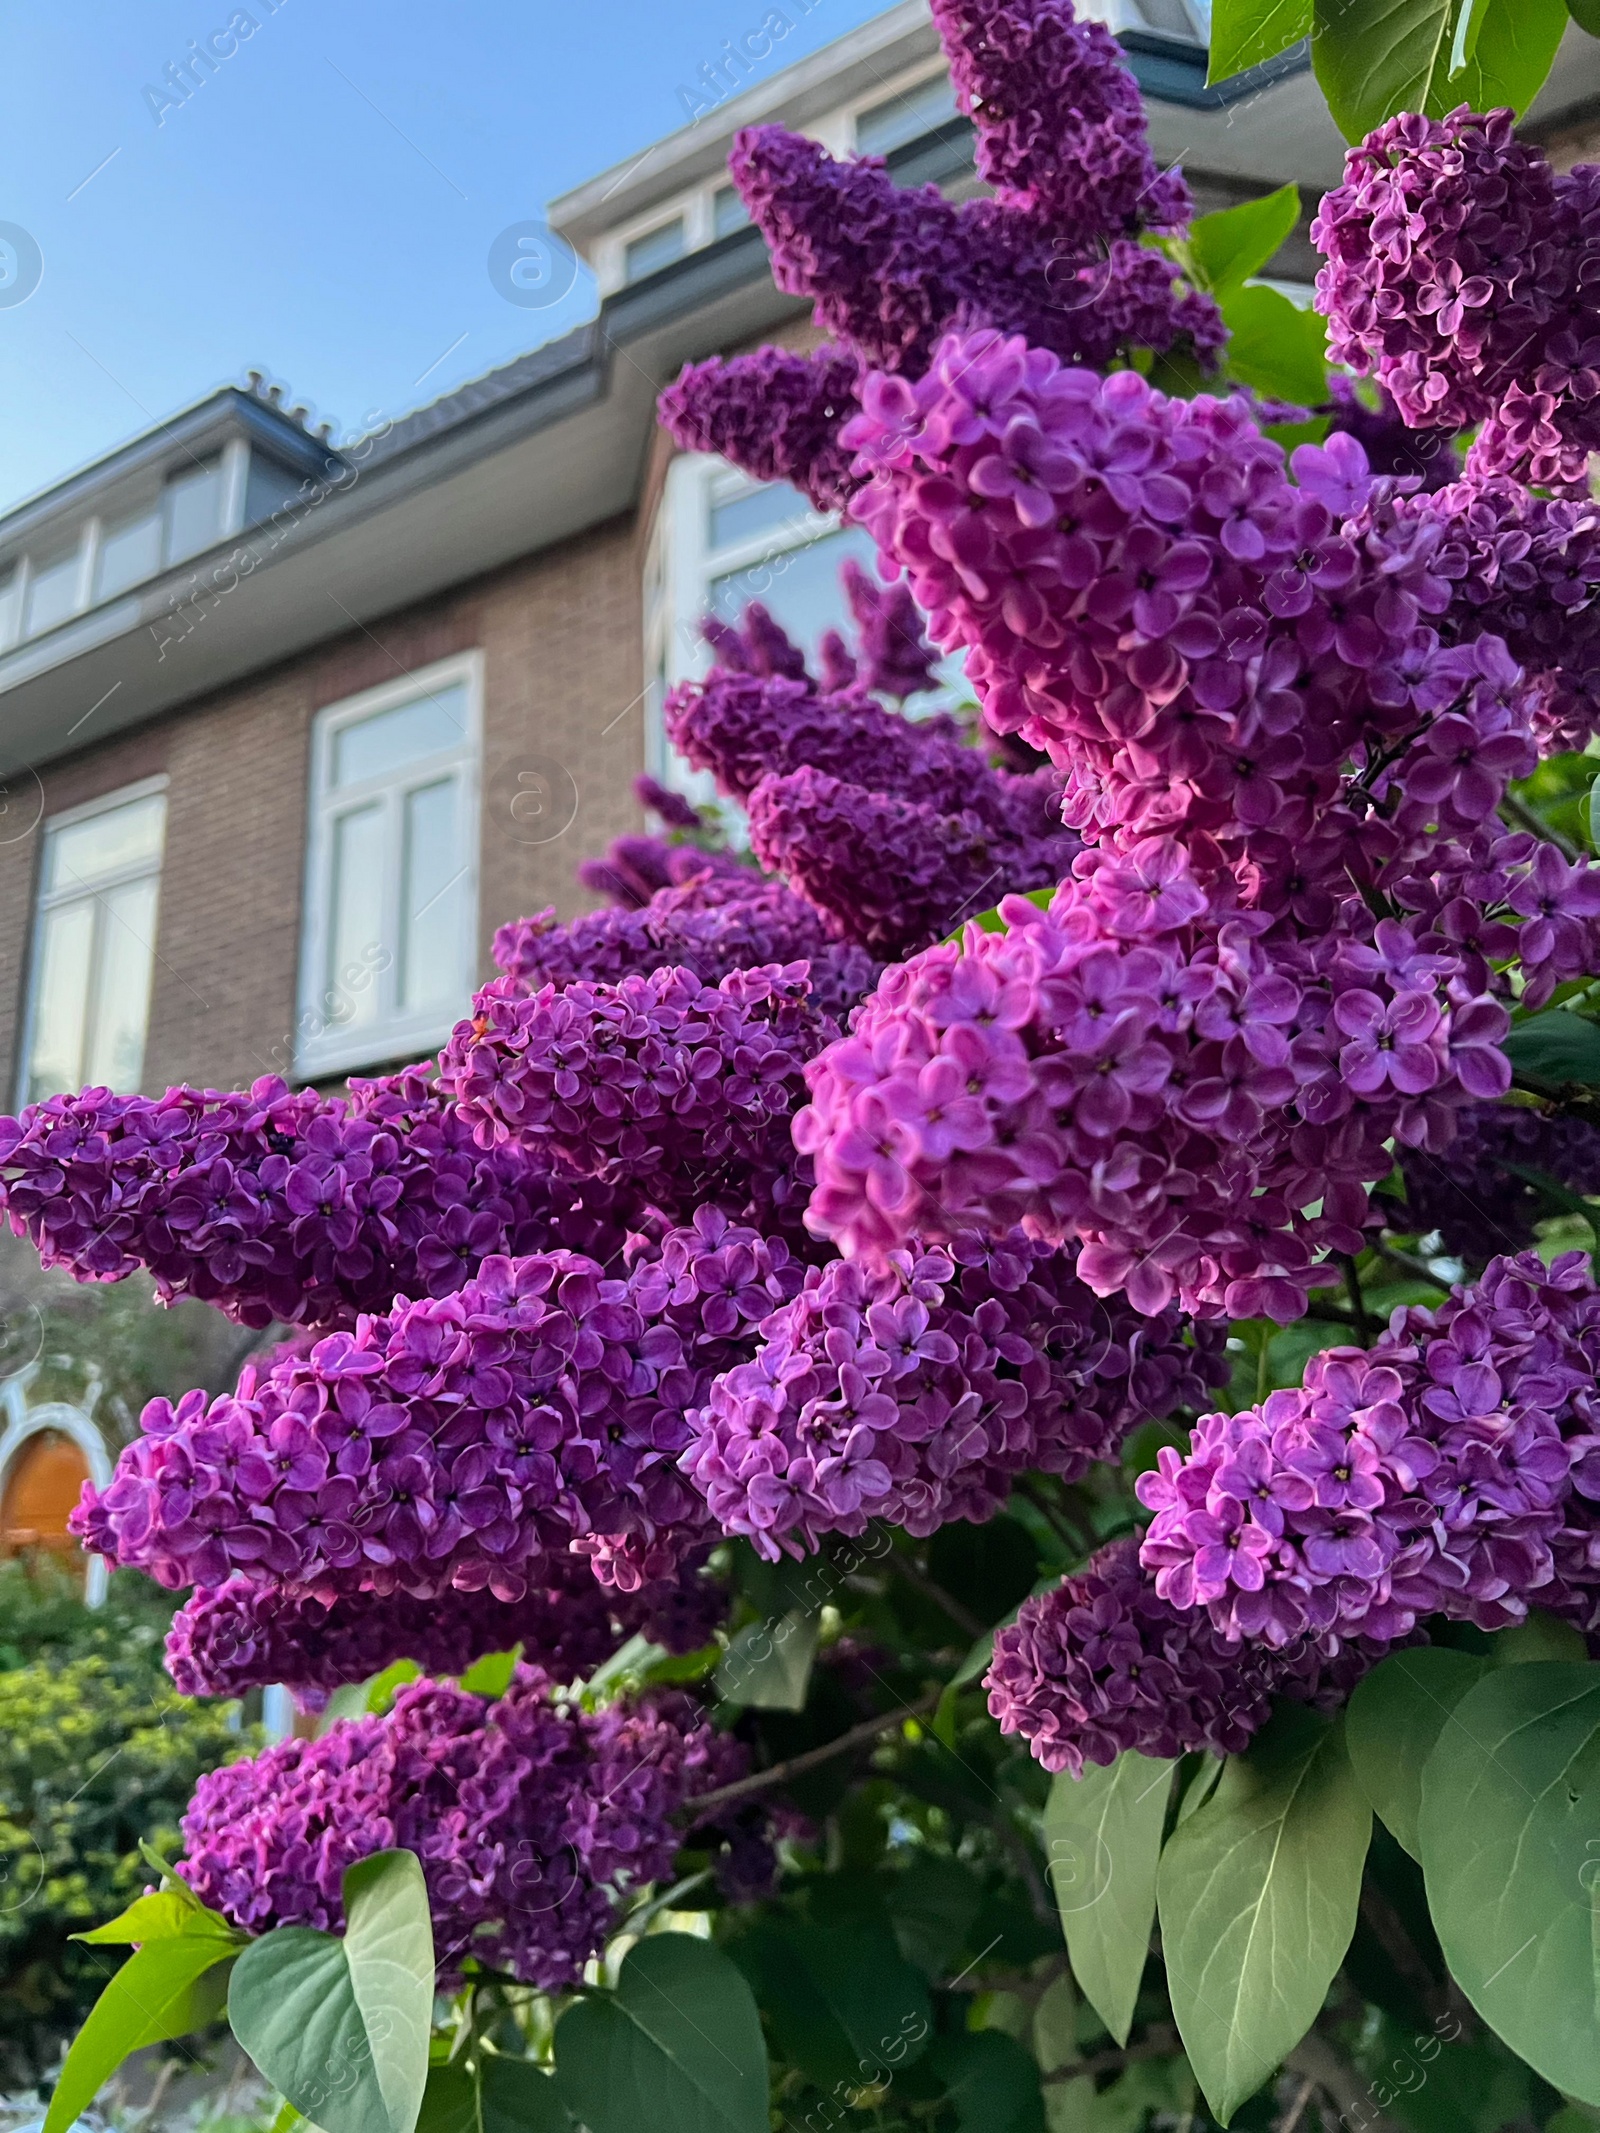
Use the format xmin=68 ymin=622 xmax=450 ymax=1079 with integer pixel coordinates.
xmin=296 ymin=650 xmax=482 ymax=1080
xmin=17 ymin=773 xmax=169 ymax=1108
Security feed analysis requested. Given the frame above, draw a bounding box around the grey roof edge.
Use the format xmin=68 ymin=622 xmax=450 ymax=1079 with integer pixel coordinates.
xmin=0 ymin=387 xmax=340 ymax=563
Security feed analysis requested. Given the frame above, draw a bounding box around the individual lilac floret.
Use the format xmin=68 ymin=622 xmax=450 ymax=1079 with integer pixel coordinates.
xmin=929 ymin=0 xmax=1192 ymax=234
xmin=1138 ymin=1251 xmax=1600 ymax=1647
xmin=1323 ymin=376 xmax=1459 ymax=491
xmin=657 ymin=346 xmax=864 ymax=515
xmin=684 ymin=1236 xmax=1226 ymax=1559
xmin=635 ymin=773 xmax=704 ymax=831
xmin=986 ymin=1536 xmax=1392 ymax=1775
xmin=0 ymin=1068 xmax=626 ymax=1333
xmin=74 ymin=1209 xmax=805 ymax=1601
xmin=440 ymin=962 xmax=832 ymax=1232
xmin=165 ymin=1552 xmax=727 ymax=1706
xmin=178 ymin=1668 xmax=749 ymax=1989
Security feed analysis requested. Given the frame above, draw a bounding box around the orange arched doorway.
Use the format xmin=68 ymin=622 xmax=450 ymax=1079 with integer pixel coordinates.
xmin=1 ymin=1427 xmax=93 ymax=1574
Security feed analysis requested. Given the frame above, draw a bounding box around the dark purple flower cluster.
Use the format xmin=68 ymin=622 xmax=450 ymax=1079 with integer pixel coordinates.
xmin=1388 ymin=473 xmax=1600 ymax=754
xmin=929 ymin=0 xmax=1192 ymax=234
xmin=684 ymin=1235 xmax=1225 ymax=1558
xmin=748 ymin=766 xmax=1069 ymax=958
xmin=658 ymin=2 xmax=1221 ymax=505
xmin=728 ymin=125 xmax=1219 ymax=384
xmin=795 ymin=847 xmax=1511 ymax=1321
xmin=836 ymin=556 xmax=941 ymax=699
xmin=165 ymin=1552 xmax=727 ymax=1705
xmin=1313 ymin=107 xmax=1600 ymax=490
xmin=440 ymin=963 xmax=831 ymax=1233
xmin=656 ymin=346 xmax=865 ymax=516
xmin=1138 ymin=1250 xmax=1600 ymax=1647
xmin=1398 ymin=1101 xmax=1600 ymax=1262
xmin=0 ymin=1068 xmax=624 ymax=1332
xmin=74 ymin=1209 xmax=805 ymax=1601
xmin=179 ymin=1667 xmax=747 ymax=1989
xmin=841 ymin=331 xmax=1536 ymax=888
xmin=491 ymin=869 xmax=879 ymax=1029
xmin=985 ymin=1536 xmax=1390 ymax=1775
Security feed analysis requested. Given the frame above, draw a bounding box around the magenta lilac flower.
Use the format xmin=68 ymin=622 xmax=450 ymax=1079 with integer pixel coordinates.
xmin=74 ymin=1209 xmax=805 ymax=1601
xmin=840 ymin=557 xmax=941 ymax=699
xmin=986 ymin=1536 xmax=1391 ymax=1775
xmin=1137 ymin=1250 xmax=1600 ymax=1648
xmin=178 ymin=1668 xmax=748 ymax=1989
xmin=1313 ymin=108 xmax=1600 ymax=488
xmin=794 ymin=848 xmax=1511 ymax=1320
xmin=440 ymin=962 xmax=831 ymax=1233
xmin=929 ymin=0 xmax=1192 ymax=234
xmin=165 ymin=1552 xmax=727 ymax=1706
xmin=657 ymin=346 xmax=866 ymax=515
xmin=685 ymin=1235 xmax=1225 ymax=1558
xmin=0 ymin=1068 xmax=626 ymax=1333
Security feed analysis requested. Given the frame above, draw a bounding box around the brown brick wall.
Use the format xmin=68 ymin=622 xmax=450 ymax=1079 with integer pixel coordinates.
xmin=0 ymin=515 xmax=644 ymax=1102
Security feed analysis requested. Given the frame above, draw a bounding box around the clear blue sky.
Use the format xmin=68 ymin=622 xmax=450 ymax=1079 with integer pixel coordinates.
xmin=0 ymin=0 xmax=894 ymax=513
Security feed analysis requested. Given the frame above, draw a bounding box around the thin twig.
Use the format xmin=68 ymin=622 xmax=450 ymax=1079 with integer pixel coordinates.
xmin=889 ymin=1552 xmax=987 ymax=1639
xmin=1340 ymin=1253 xmax=1372 ymax=1340
xmin=1374 ymin=1238 xmax=1450 ymax=1289
xmin=681 ymin=1688 xmax=943 ymax=1817
xmin=1285 ymin=2031 xmax=1404 ymax=2133
xmin=1277 ymin=2074 xmax=1316 ymax=2133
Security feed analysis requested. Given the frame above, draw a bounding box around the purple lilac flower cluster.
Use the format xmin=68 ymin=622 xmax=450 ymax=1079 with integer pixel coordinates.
xmin=985 ymin=1537 xmax=1390 ymax=1776
xmin=74 ymin=1209 xmax=805 ymax=1601
xmin=1313 ymin=107 xmax=1600 ymax=491
xmin=840 ymin=331 xmax=1538 ymax=892
xmin=657 ymin=346 xmax=865 ymax=516
xmin=492 ymin=870 xmax=879 ymax=1026
xmin=165 ymin=1551 xmax=726 ymax=1706
xmin=1137 ymin=1250 xmax=1600 ymax=1647
xmin=795 ymin=846 xmax=1511 ymax=1320
xmin=929 ymin=0 xmax=1192 ymax=233
xmin=0 ymin=1068 xmax=625 ymax=1332
xmin=659 ymin=0 xmax=1220 ymax=510
xmin=178 ymin=1668 xmax=746 ymax=1989
xmin=440 ymin=962 xmax=831 ymax=1234
xmin=662 ymin=615 xmax=1077 ymax=954
xmin=748 ymin=767 xmax=1065 ymax=958
xmin=1386 ymin=474 xmax=1600 ymax=754
xmin=684 ymin=1234 xmax=1225 ymax=1558
xmin=1398 ymin=1101 xmax=1600 ymax=1262
xmin=834 ymin=557 xmax=942 ymax=699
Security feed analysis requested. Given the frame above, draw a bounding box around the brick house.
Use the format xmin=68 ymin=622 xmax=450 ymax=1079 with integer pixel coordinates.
xmin=2 ymin=0 xmax=1598 ymax=1124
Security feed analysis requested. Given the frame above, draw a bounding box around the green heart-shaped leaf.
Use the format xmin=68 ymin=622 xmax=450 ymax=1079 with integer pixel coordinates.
xmin=229 ymin=1849 xmax=435 ymax=2133
xmin=1419 ymin=1662 xmax=1600 ymax=2105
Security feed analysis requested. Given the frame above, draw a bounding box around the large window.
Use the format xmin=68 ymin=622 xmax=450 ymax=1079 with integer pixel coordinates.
xmin=297 ymin=654 xmax=480 ymax=1078
xmin=21 ymin=779 xmax=166 ymax=1104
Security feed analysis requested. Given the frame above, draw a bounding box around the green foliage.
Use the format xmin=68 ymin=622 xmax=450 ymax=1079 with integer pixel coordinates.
xmin=1503 ymin=1009 xmax=1600 ymax=1089
xmin=552 ymin=1934 xmax=769 ymax=2133
xmin=1218 ymin=284 xmax=1329 ymax=406
xmin=731 ymin=1913 xmax=931 ymax=2091
xmin=1346 ymin=1646 xmax=1490 ymax=1859
xmin=1208 ymin=0 xmax=1312 ymax=80
xmin=1182 ymin=185 xmax=1302 ymax=297
xmin=0 ymin=1642 xmax=253 ymax=2084
xmin=1313 ymin=0 xmax=1567 ymax=140
xmin=1043 ymin=1753 xmax=1173 ymax=2046
xmin=228 ymin=1850 xmax=436 ymax=2133
xmin=0 ymin=1559 xmax=175 ymax=1675
xmin=1419 ymin=1665 xmax=1600 ymax=2104
xmin=43 ymin=1884 xmax=246 ymax=2133
xmin=1158 ymin=1706 xmax=1372 ymax=2122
